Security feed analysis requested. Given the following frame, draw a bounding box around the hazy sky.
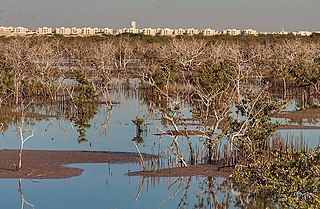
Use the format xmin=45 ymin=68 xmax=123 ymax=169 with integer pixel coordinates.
xmin=0 ymin=0 xmax=319 ymax=31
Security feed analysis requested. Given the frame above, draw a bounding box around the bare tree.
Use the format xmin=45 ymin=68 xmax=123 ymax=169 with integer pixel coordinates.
xmin=112 ymin=37 xmax=135 ymax=71
xmin=15 ymin=100 xmax=35 ymax=171
xmin=3 ymin=37 xmax=31 ymax=104
xmin=26 ymin=37 xmax=64 ymax=101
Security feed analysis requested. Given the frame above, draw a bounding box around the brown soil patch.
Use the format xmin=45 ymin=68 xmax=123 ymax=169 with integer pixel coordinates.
xmin=128 ymin=164 xmax=233 ymax=178
xmin=0 ymin=149 xmax=145 ymax=179
xmin=276 ymin=108 xmax=320 ymax=119
xmin=278 ymin=124 xmax=320 ymax=130
xmin=155 ymin=130 xmax=206 ymax=136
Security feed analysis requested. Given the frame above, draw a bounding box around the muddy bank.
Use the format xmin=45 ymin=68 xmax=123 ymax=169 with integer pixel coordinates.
xmin=0 ymin=149 xmax=145 ymax=179
xmin=128 ymin=164 xmax=233 ymax=178
xmin=277 ymin=108 xmax=320 ymax=119
xmin=278 ymin=124 xmax=320 ymax=130
xmin=0 ymin=150 xmax=234 ymax=179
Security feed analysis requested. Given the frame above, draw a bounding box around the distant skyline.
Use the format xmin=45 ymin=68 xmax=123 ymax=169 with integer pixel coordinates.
xmin=0 ymin=0 xmax=319 ymax=31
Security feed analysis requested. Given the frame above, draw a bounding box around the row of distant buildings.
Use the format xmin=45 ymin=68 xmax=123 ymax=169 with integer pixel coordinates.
xmin=0 ymin=21 xmax=319 ymax=37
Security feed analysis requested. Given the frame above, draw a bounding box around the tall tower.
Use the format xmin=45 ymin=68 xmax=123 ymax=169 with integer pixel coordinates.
xmin=131 ymin=21 xmax=136 ymax=29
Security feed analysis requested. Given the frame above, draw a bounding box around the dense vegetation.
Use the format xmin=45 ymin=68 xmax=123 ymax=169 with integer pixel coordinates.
xmin=0 ymin=35 xmax=319 ymax=207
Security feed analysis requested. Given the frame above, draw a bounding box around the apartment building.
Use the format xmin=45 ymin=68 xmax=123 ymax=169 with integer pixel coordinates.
xmin=161 ymin=28 xmax=174 ymax=36
xmin=102 ymin=28 xmax=114 ymax=35
xmin=14 ymin=26 xmax=28 ymax=35
xmin=185 ymin=28 xmax=200 ymax=36
xmin=173 ymin=28 xmax=185 ymax=36
xmin=202 ymin=28 xmax=217 ymax=36
xmin=142 ymin=28 xmax=157 ymax=36
xmin=71 ymin=27 xmax=82 ymax=35
xmin=1 ymin=26 xmax=30 ymax=35
xmin=242 ymin=29 xmax=257 ymax=36
xmin=55 ymin=27 xmax=72 ymax=35
xmin=1 ymin=21 xmax=318 ymax=38
xmin=0 ymin=26 xmax=11 ymax=36
xmin=37 ymin=27 xmax=52 ymax=35
xmin=82 ymin=27 xmax=96 ymax=36
xmin=223 ymin=29 xmax=241 ymax=36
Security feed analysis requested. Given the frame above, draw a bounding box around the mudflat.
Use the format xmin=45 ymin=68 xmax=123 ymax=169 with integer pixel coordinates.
xmin=128 ymin=164 xmax=233 ymax=178
xmin=0 ymin=149 xmax=143 ymax=179
xmin=0 ymin=149 xmax=233 ymax=179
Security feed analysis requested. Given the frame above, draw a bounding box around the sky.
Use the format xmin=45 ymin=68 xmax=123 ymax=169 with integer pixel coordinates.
xmin=0 ymin=0 xmax=319 ymax=32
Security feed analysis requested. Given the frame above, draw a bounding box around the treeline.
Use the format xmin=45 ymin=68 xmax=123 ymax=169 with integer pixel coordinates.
xmin=0 ymin=34 xmax=319 ymax=105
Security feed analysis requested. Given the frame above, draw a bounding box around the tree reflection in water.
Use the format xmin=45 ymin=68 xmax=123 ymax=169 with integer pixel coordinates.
xmin=133 ymin=175 xmax=278 ymax=209
xmin=18 ymin=178 xmax=35 ymax=209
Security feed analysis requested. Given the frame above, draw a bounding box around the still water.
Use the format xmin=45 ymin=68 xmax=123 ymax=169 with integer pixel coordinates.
xmin=0 ymin=85 xmax=319 ymax=208
xmin=0 ymin=163 xmax=244 ymax=209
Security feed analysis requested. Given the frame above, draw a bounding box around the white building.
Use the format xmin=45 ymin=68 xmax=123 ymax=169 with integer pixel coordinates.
xmin=117 ymin=28 xmax=128 ymax=34
xmin=7 ymin=27 xmax=15 ymax=33
xmin=0 ymin=26 xmax=11 ymax=36
xmin=55 ymin=27 xmax=72 ymax=35
xmin=131 ymin=21 xmax=136 ymax=29
xmin=242 ymin=29 xmax=257 ymax=36
xmin=129 ymin=27 xmax=140 ymax=34
xmin=202 ymin=28 xmax=217 ymax=36
xmin=142 ymin=28 xmax=157 ymax=36
xmin=71 ymin=27 xmax=82 ymax=35
xmin=93 ymin=27 xmax=100 ymax=34
xmin=223 ymin=28 xmax=241 ymax=36
xmin=161 ymin=28 xmax=174 ymax=36
xmin=102 ymin=28 xmax=114 ymax=35
xmin=128 ymin=21 xmax=139 ymax=34
xmin=174 ymin=28 xmax=185 ymax=36
xmin=81 ymin=27 xmax=96 ymax=36
xmin=296 ymin=31 xmax=312 ymax=36
xmin=277 ymin=29 xmax=289 ymax=35
xmin=37 ymin=27 xmax=52 ymax=35
xmin=14 ymin=27 xmax=28 ymax=35
xmin=185 ymin=28 xmax=199 ymax=36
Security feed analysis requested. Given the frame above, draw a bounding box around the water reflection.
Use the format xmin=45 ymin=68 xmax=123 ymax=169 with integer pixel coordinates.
xmin=0 ymin=163 xmax=280 ymax=209
xmin=0 ymin=80 xmax=319 ymax=208
xmin=18 ymin=178 xmax=35 ymax=209
xmin=0 ymin=80 xmax=319 ymax=154
xmin=133 ymin=174 xmax=277 ymax=208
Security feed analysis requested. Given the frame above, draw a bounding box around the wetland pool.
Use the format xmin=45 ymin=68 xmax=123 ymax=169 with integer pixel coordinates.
xmin=0 ymin=87 xmax=318 ymax=208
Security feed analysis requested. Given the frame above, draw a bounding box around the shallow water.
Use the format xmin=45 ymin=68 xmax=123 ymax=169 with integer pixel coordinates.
xmin=0 ymin=84 xmax=318 ymax=208
xmin=0 ymin=163 xmax=254 ymax=209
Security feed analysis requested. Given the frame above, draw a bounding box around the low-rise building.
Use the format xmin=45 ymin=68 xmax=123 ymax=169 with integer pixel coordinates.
xmin=185 ymin=28 xmax=199 ymax=36
xmin=242 ymin=29 xmax=257 ymax=36
xmin=277 ymin=29 xmax=289 ymax=35
xmin=297 ymin=31 xmax=312 ymax=36
xmin=142 ymin=28 xmax=157 ymax=36
xmin=173 ymin=28 xmax=185 ymax=36
xmin=14 ymin=26 xmax=29 ymax=35
xmin=0 ymin=26 xmax=11 ymax=36
xmin=201 ymin=28 xmax=217 ymax=36
xmin=161 ymin=28 xmax=174 ymax=36
xmin=223 ymin=28 xmax=241 ymax=36
xmin=129 ymin=27 xmax=140 ymax=34
xmin=81 ymin=27 xmax=96 ymax=36
xmin=55 ymin=27 xmax=72 ymax=35
xmin=102 ymin=28 xmax=114 ymax=35
xmin=71 ymin=27 xmax=82 ymax=35
xmin=117 ymin=28 xmax=128 ymax=34
xmin=37 ymin=27 xmax=52 ymax=35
